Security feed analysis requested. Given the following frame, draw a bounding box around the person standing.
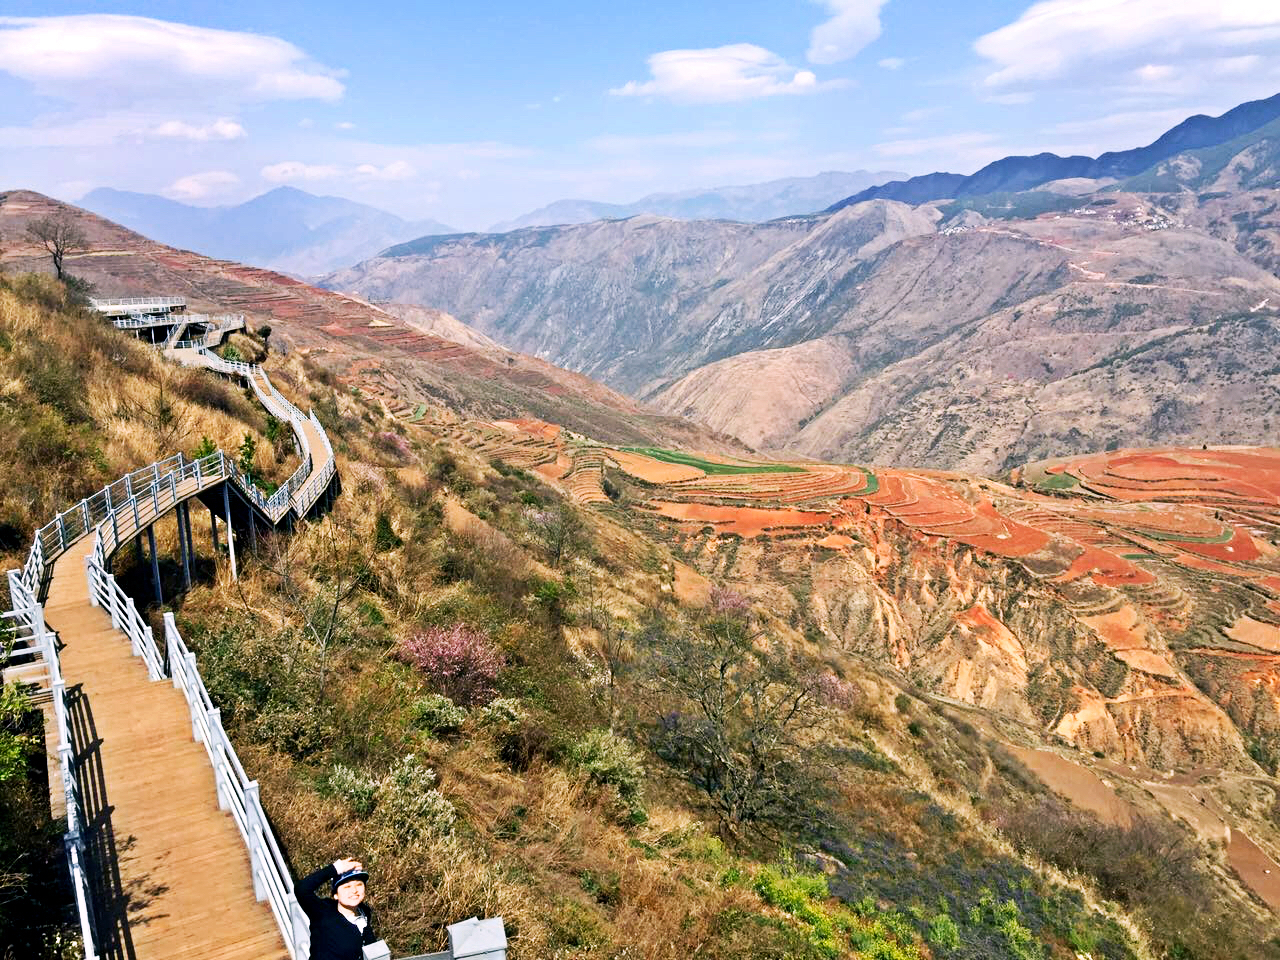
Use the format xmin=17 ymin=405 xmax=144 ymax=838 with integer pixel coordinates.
xmin=298 ymin=857 xmax=380 ymax=960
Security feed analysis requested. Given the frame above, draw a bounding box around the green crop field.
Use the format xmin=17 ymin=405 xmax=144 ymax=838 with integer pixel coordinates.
xmin=622 ymin=447 xmax=804 ymax=475
xmin=1037 ymin=472 xmax=1080 ymax=491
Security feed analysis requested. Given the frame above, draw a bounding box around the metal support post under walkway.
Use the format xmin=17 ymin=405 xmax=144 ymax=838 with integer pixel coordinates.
xmin=222 ymin=483 xmax=237 ymax=581
xmin=145 ymin=525 xmax=162 ymax=605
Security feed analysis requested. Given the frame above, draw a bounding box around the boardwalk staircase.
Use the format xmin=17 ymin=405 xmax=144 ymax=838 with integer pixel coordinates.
xmin=2 ymin=322 xmax=336 ymax=958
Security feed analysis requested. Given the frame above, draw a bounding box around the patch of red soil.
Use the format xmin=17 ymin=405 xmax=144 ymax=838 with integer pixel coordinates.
xmin=1053 ymin=544 xmax=1154 ymax=587
xmin=1173 ymin=552 xmax=1252 ymax=576
xmin=609 ymin=450 xmax=704 ymax=483
xmin=1007 ymin=745 xmax=1133 ymax=826
xmin=1226 ymin=616 xmax=1280 ymax=653
xmin=1228 ymin=831 xmax=1280 ymax=913
xmin=533 ymin=455 xmax=572 ymax=481
xmin=646 ymin=501 xmax=836 ymax=538
xmin=817 ymin=533 xmax=856 ymax=549
xmin=1178 ymin=526 xmax=1261 ymax=565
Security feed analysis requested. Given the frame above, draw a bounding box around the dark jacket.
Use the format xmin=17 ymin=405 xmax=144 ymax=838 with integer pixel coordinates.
xmin=298 ymin=863 xmax=379 ymax=960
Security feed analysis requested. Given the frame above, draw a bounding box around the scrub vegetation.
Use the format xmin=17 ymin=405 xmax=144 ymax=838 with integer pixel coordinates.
xmin=2 ymin=271 xmax=1271 ymax=958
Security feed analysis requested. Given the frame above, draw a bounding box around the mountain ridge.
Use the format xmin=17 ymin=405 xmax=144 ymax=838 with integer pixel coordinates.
xmin=326 ymin=101 xmax=1280 ymax=474
xmin=829 ymin=91 xmax=1280 ymax=210
xmin=79 ymin=185 xmax=456 ymax=277
xmin=490 ymin=169 xmax=905 ymax=231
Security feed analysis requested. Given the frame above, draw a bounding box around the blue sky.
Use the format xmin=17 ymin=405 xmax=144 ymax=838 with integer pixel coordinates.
xmin=2 ymin=1 xmax=1279 ymax=229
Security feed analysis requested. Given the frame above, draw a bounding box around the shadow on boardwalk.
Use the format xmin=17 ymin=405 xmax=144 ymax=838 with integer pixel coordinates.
xmin=66 ymin=684 xmax=168 ymax=960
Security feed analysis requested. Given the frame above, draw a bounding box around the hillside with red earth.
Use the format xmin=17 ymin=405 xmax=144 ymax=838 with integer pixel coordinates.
xmin=422 ymin=413 xmax=1280 ymax=773
xmin=0 ymin=190 xmax=738 ymax=453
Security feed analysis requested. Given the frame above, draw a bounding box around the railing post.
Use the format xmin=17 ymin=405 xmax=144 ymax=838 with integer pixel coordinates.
xmin=145 ymin=626 xmax=161 ymax=680
xmin=81 ymin=500 xmax=90 ymax=534
xmin=106 ymin=574 xmax=120 ymax=631
xmin=207 ymin=709 xmax=229 ymax=809
xmin=84 ymin=554 xmax=97 ymax=608
xmin=223 ymin=484 xmax=237 ymax=581
xmin=57 ymin=514 xmax=67 ymax=551
xmin=146 ymin=525 xmax=163 ymax=607
xmin=244 ymin=781 xmax=268 ymax=901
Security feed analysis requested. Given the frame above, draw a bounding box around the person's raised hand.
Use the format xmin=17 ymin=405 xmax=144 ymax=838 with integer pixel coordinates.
xmin=333 ymin=858 xmax=363 ymax=874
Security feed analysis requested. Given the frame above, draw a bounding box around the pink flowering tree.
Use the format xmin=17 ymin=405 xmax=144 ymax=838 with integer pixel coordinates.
xmin=710 ymin=586 xmax=751 ymax=616
xmin=400 ymin=624 xmax=504 ymax=706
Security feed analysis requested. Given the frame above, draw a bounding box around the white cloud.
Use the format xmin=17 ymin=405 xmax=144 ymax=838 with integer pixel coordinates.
xmin=336 ymin=121 xmax=356 ymax=130
xmin=153 ymin=117 xmax=247 ymax=141
xmin=163 ymin=170 xmax=240 ymax=202
xmin=261 ymin=160 xmax=342 ymax=182
xmin=974 ymin=0 xmax=1280 ymax=94
xmin=611 ymin=44 xmax=838 ymax=103
xmin=808 ymin=0 xmax=889 ymax=65
xmin=877 ymin=57 xmax=906 ymax=70
xmin=355 ymin=160 xmax=416 ymax=180
xmin=0 ymin=15 xmax=344 ymax=108
xmin=1048 ymin=107 xmax=1196 ymax=137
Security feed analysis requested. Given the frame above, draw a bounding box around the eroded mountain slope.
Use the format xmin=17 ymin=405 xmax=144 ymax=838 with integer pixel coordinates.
xmin=330 ymin=187 xmax=1280 ymax=472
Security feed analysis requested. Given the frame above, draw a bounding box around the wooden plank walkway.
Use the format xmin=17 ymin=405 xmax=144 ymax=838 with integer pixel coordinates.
xmin=45 ymin=534 xmax=287 ymax=960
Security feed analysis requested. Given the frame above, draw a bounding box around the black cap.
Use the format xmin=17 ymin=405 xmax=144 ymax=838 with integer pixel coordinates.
xmin=332 ymin=868 xmax=369 ymax=894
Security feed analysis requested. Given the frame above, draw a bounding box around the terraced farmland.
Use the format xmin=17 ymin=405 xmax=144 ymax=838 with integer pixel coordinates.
xmin=450 ymin=426 xmax=1280 ymax=780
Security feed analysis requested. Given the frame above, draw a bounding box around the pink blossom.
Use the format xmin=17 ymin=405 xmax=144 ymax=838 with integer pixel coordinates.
xmin=813 ymin=673 xmax=859 ymax=709
xmin=710 ymin=586 xmax=750 ymax=615
xmin=400 ymin=623 xmax=504 ymax=706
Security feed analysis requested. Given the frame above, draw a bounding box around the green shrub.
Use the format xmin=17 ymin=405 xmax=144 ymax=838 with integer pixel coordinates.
xmin=566 ymin=728 xmax=645 ymax=818
xmin=926 ymin=911 xmax=960 ymax=950
xmin=373 ymin=511 xmax=403 ymax=552
xmin=326 ymin=763 xmax=380 ymax=816
xmin=408 ymin=693 xmax=467 ymax=736
xmin=373 ymin=755 xmax=456 ymax=844
xmin=251 ymin=705 xmax=329 ymax=759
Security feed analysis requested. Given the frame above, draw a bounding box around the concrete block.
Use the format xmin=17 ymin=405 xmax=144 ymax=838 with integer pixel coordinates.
xmin=448 ymin=916 xmax=507 ymax=959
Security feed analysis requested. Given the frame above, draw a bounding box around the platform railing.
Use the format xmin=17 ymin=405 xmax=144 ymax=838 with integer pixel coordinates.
xmin=5 ymin=571 xmax=97 ymax=960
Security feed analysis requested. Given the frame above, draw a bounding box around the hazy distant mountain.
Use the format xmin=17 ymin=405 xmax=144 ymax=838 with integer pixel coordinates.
xmin=79 ymin=186 xmax=456 ymax=276
xmin=490 ymin=170 xmax=905 ymax=231
xmin=830 ymin=91 xmax=1280 ymax=211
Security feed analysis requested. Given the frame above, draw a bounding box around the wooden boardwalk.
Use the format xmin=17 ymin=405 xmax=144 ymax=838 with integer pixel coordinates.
xmin=45 ymin=535 xmax=287 ymax=960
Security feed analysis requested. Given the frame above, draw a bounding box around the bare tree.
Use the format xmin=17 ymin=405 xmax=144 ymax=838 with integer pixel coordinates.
xmin=25 ymin=213 xmax=88 ymax=280
xmin=642 ymin=598 xmax=838 ymax=839
xmin=121 ymin=377 xmax=191 ymax=456
xmin=253 ymin=517 xmax=370 ymax=701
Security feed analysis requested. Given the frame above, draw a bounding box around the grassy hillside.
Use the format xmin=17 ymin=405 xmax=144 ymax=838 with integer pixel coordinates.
xmin=4 ymin=272 xmax=1278 ymax=958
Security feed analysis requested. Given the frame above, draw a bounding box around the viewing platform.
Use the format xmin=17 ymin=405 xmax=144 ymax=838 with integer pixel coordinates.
xmin=89 ymin=296 xmax=186 ymax=318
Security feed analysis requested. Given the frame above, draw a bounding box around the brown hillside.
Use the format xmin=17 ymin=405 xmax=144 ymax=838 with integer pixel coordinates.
xmin=0 ymin=190 xmax=739 ymax=453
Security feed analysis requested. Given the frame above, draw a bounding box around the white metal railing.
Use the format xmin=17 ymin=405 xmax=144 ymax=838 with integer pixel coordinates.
xmin=5 ymin=571 xmax=97 ymax=960
xmin=164 ymin=613 xmax=311 ymax=958
xmin=90 ymin=296 xmax=186 ymax=315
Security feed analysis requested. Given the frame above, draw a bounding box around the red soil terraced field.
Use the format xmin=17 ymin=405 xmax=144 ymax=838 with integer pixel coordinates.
xmin=415 ymin=419 xmax=1280 ymax=743
xmin=1042 ymin=448 xmax=1280 ymax=516
xmin=644 ymin=501 xmax=838 ymax=538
